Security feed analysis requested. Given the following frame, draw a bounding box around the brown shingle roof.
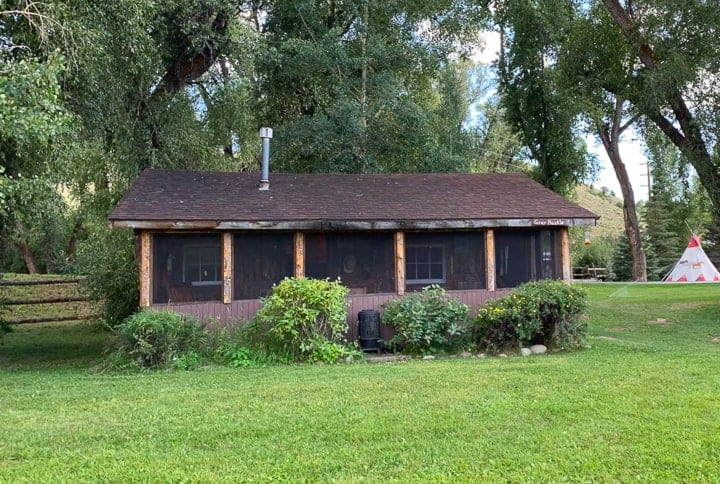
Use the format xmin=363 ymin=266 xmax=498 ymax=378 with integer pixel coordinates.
xmin=109 ymin=169 xmax=597 ymax=229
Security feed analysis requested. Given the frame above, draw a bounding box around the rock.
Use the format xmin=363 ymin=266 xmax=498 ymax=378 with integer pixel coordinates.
xmin=461 ymin=351 xmax=472 ymax=358
xmin=476 ymin=353 xmax=486 ymax=359
xmin=345 ymin=356 xmax=354 ymax=364
xmin=422 ymin=355 xmax=435 ymax=360
xmin=530 ymin=344 xmax=547 ymax=355
xmin=520 ymin=347 xmax=532 ymax=357
xmin=498 ymin=353 xmax=508 ymax=358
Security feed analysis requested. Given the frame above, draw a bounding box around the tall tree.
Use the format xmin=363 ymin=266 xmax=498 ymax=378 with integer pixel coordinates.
xmin=496 ymin=1 xmax=597 ymax=196
xmin=598 ymin=0 xmax=720 ymax=220
xmin=643 ymin=126 xmax=711 ymax=274
xmin=255 ymin=0 xmax=491 ymax=173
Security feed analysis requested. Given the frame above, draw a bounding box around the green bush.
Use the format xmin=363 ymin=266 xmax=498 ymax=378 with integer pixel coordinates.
xmin=73 ymin=228 xmax=138 ymax=328
xmin=116 ymin=310 xmax=207 ymax=369
xmin=473 ymin=281 xmax=588 ymax=353
xmin=382 ymin=285 xmax=469 ymax=354
xmin=253 ymin=277 xmax=357 ymax=363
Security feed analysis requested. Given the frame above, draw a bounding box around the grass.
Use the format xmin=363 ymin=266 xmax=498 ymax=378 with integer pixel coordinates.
xmin=2 ymin=283 xmax=720 ymax=481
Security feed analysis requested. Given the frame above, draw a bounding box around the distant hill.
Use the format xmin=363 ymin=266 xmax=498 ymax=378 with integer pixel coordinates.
xmin=573 ymin=185 xmax=625 ymax=240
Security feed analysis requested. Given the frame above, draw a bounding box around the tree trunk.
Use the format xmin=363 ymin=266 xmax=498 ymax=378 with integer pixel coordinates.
xmin=601 ymin=0 xmax=720 ymax=221
xmin=358 ymin=0 xmax=369 ymax=168
xmin=14 ymin=222 xmax=40 ymax=274
xmin=597 ymin=98 xmax=647 ymax=282
xmin=66 ymin=218 xmax=83 ymax=259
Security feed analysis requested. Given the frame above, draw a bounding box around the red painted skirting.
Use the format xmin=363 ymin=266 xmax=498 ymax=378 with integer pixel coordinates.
xmin=150 ymin=289 xmax=513 ymax=338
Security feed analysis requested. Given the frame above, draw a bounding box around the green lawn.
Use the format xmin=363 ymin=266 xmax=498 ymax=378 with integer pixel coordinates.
xmin=2 ymin=283 xmax=720 ymax=482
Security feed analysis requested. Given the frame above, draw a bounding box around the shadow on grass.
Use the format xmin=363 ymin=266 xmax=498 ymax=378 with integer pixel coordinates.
xmin=0 ymin=321 xmax=117 ymax=370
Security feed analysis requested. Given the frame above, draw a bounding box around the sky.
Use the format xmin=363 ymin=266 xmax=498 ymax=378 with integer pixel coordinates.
xmin=471 ymin=31 xmax=650 ymax=202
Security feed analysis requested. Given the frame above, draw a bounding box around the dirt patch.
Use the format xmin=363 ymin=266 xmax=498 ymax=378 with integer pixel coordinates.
xmin=594 ymin=335 xmax=620 ymax=341
xmin=711 ymin=337 xmax=720 ymax=344
xmin=648 ymin=318 xmax=673 ymax=325
xmin=609 ymin=326 xmax=627 ymax=331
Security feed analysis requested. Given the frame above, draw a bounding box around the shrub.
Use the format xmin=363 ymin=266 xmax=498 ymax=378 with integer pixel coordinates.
xmin=253 ymin=277 xmax=356 ymax=363
xmin=382 ymin=285 xmax=469 ymax=354
xmin=473 ymin=280 xmax=588 ymax=353
xmin=73 ymin=228 xmax=138 ymax=328
xmin=116 ymin=310 xmax=207 ymax=369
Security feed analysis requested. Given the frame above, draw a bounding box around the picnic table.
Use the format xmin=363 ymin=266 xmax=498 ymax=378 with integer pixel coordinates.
xmin=572 ymin=266 xmax=607 ymax=281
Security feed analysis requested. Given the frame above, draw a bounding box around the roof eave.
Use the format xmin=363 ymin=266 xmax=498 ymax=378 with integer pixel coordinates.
xmin=110 ymin=217 xmax=598 ymax=231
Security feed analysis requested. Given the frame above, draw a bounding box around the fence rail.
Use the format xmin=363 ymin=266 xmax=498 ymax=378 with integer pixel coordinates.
xmin=0 ymin=278 xmax=83 ymax=287
xmin=0 ymin=276 xmax=100 ymax=324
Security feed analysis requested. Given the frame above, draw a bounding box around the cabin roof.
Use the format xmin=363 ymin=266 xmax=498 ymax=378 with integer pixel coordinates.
xmin=109 ymin=169 xmax=598 ymax=230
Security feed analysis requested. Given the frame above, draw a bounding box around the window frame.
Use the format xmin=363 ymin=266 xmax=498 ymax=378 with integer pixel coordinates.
xmin=182 ymin=244 xmax=222 ymax=286
xmin=405 ymin=244 xmax=446 ymax=284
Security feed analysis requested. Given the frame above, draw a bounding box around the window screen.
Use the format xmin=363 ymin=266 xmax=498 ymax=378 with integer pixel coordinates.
xmin=305 ymin=233 xmax=395 ymax=294
xmin=153 ymin=234 xmax=222 ymax=303
xmin=234 ymin=233 xmax=294 ymax=300
xmin=495 ymin=229 xmax=559 ymax=288
xmin=404 ymin=232 xmax=485 ymax=292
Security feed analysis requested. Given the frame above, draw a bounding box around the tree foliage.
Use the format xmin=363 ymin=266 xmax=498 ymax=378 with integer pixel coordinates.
xmin=257 ymin=0 xmax=491 ymax=173
xmin=496 ymin=0 xmax=597 ymax=195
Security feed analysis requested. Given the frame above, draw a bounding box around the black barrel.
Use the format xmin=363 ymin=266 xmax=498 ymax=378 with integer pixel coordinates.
xmin=358 ymin=310 xmax=381 ymax=352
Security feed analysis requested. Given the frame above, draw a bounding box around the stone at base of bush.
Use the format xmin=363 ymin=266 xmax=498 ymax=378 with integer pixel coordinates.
xmin=531 ymin=344 xmax=547 ymax=354
xmin=521 ymin=347 xmax=532 ymax=357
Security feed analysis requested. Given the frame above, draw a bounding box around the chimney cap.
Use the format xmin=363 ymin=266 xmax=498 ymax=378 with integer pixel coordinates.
xmin=259 ymin=127 xmax=273 ymax=139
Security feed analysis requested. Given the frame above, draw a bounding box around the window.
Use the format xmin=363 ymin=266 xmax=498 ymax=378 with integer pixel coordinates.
xmin=406 ymin=245 xmax=445 ymax=284
xmin=234 ymin=233 xmax=294 ymax=300
xmin=305 ymin=233 xmax=395 ymax=294
xmin=183 ymin=245 xmax=221 ymax=285
xmin=153 ymin=234 xmax=222 ymax=303
xmin=495 ymin=229 xmax=559 ymax=288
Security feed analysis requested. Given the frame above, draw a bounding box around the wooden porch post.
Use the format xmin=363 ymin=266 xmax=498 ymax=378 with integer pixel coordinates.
xmin=485 ymin=229 xmax=496 ymax=291
xmin=139 ymin=231 xmax=152 ymax=307
xmin=294 ymin=232 xmax=305 ymax=278
xmin=560 ymin=227 xmax=572 ymax=282
xmin=395 ymin=231 xmax=405 ymax=296
xmin=222 ymin=232 xmax=233 ymax=304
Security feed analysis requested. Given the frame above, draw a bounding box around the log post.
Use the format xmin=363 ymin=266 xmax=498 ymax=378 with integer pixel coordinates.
xmin=294 ymin=232 xmax=305 ymax=278
xmin=560 ymin=227 xmax=572 ymax=282
xmin=222 ymin=232 xmax=232 ymax=304
xmin=139 ymin=231 xmax=152 ymax=307
xmin=485 ymin=229 xmax=496 ymax=291
xmin=395 ymin=231 xmax=405 ymax=296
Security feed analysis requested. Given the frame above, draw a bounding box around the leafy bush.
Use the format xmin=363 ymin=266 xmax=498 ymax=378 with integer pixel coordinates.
xmin=116 ymin=310 xmax=207 ymax=369
xmin=382 ymin=285 xmax=469 ymax=354
xmin=253 ymin=277 xmax=356 ymax=363
xmin=473 ymin=280 xmax=588 ymax=353
xmin=73 ymin=228 xmax=138 ymax=327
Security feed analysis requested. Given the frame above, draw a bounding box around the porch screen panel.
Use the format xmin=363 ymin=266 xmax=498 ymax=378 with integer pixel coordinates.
xmin=153 ymin=234 xmax=222 ymax=304
xmin=495 ymin=229 xmax=560 ymax=288
xmin=404 ymin=232 xmax=486 ymax=292
xmin=233 ymin=233 xmax=294 ymax=300
xmin=305 ymin=233 xmax=395 ymax=294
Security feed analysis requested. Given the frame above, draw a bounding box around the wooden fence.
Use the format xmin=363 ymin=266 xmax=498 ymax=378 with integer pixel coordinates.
xmin=0 ymin=277 xmax=99 ymax=324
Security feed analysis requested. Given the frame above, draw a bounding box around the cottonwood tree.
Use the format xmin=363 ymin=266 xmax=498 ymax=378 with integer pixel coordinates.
xmin=495 ymin=1 xmax=597 ymax=196
xmin=495 ymin=0 xmax=720 ymax=280
xmin=598 ymin=0 xmax=720 ymax=221
xmin=255 ymin=0 xmax=492 ymax=173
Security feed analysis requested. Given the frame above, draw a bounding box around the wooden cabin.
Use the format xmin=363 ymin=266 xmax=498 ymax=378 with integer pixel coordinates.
xmin=109 ymin=169 xmax=597 ymax=338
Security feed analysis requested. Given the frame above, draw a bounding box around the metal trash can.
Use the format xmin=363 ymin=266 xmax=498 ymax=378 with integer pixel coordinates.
xmin=358 ymin=310 xmax=381 ymax=352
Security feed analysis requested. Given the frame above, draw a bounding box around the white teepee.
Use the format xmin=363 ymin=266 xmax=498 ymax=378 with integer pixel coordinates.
xmin=663 ymin=234 xmax=720 ymax=282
